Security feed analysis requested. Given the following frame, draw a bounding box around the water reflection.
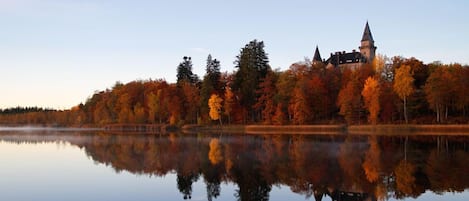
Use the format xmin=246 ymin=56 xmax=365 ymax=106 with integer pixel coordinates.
xmin=0 ymin=131 xmax=468 ymax=201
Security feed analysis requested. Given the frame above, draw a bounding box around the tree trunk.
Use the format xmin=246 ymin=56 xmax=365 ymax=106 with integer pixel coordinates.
xmin=403 ymin=97 xmax=408 ymax=124
xmin=445 ymin=105 xmax=448 ymax=121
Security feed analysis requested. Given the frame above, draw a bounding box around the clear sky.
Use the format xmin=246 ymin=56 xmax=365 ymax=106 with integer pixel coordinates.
xmin=1 ymin=0 xmax=468 ymax=109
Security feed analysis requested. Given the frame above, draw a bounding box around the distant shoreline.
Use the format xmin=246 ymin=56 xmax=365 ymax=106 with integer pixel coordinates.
xmin=2 ymin=124 xmax=469 ymax=135
xmin=0 ymin=126 xmax=103 ymax=132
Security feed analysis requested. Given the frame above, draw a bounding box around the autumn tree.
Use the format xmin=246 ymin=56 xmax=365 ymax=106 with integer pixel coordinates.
xmin=272 ymin=103 xmax=285 ymax=125
xmin=181 ymin=82 xmax=200 ymax=124
xmin=276 ymin=70 xmax=297 ymax=121
xmin=255 ymin=71 xmax=277 ymax=124
xmin=166 ymin=85 xmax=182 ymax=125
xmin=307 ymin=75 xmax=327 ymax=121
xmin=223 ymin=87 xmax=234 ymax=124
xmin=393 ymin=65 xmax=414 ymax=124
xmin=133 ymin=102 xmax=146 ymax=123
xmin=290 ymin=81 xmax=311 ymax=125
xmin=362 ymin=76 xmax=381 ymax=124
xmin=322 ymin=67 xmax=342 ymax=120
xmin=455 ymin=65 xmax=469 ymax=117
xmin=147 ymin=92 xmax=159 ymax=123
xmin=208 ymin=94 xmax=223 ymax=124
xmin=117 ymin=93 xmax=133 ymax=123
xmin=232 ymin=39 xmax=270 ymax=122
xmin=424 ymin=67 xmax=449 ymax=123
xmin=337 ymin=79 xmax=362 ymax=124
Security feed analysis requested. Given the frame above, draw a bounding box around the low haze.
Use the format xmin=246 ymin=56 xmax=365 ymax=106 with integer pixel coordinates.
xmin=1 ymin=0 xmax=468 ymax=109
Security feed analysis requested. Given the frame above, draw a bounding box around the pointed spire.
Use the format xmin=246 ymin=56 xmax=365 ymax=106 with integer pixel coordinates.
xmin=313 ymin=45 xmax=322 ymax=62
xmin=361 ymin=21 xmax=374 ymax=42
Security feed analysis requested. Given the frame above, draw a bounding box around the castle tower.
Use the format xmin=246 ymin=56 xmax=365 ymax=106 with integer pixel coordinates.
xmin=359 ymin=21 xmax=377 ymax=62
xmin=312 ymin=45 xmax=322 ymax=64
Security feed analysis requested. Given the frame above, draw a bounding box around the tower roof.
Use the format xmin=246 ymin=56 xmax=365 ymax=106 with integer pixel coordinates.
xmin=313 ymin=45 xmax=322 ymax=62
xmin=361 ymin=21 xmax=374 ymax=42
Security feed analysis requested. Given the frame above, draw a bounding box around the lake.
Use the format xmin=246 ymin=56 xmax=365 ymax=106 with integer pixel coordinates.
xmin=0 ymin=129 xmax=468 ymax=201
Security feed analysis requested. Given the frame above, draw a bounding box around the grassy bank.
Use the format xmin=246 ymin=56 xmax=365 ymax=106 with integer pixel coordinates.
xmin=182 ymin=124 xmax=347 ymax=134
xmin=183 ymin=124 xmax=469 ymax=135
xmin=100 ymin=123 xmax=469 ymax=135
xmin=348 ymin=124 xmax=469 ymax=135
xmin=245 ymin=125 xmax=346 ymax=134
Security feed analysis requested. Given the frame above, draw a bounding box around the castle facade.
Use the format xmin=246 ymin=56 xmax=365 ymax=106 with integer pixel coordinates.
xmin=313 ymin=22 xmax=377 ymax=69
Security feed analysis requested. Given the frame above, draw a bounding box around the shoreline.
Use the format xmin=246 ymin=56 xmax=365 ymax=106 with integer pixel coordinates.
xmin=2 ymin=124 xmax=469 ymax=135
xmin=183 ymin=124 xmax=469 ymax=135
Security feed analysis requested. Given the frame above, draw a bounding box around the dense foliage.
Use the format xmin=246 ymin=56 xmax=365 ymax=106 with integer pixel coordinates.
xmin=1 ymin=40 xmax=469 ymax=126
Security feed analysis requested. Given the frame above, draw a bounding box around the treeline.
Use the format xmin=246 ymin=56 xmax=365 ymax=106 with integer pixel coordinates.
xmin=1 ymin=39 xmax=469 ymax=126
xmin=0 ymin=106 xmax=55 ymax=114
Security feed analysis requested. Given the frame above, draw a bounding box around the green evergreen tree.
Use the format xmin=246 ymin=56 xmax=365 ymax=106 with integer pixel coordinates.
xmin=176 ymin=56 xmax=198 ymax=86
xmin=232 ymin=40 xmax=270 ymax=122
xmin=200 ymin=54 xmax=223 ymax=122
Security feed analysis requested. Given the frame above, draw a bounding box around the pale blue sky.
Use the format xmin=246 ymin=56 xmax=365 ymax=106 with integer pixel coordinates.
xmin=1 ymin=0 xmax=468 ymax=109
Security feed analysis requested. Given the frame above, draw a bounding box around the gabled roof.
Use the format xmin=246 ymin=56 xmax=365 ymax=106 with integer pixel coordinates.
xmin=313 ymin=46 xmax=322 ymax=62
xmin=325 ymin=51 xmax=366 ymax=67
xmin=361 ymin=21 xmax=374 ymax=42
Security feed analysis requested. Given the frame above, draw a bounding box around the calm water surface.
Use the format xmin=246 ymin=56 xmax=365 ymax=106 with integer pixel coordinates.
xmin=0 ymin=129 xmax=468 ymax=201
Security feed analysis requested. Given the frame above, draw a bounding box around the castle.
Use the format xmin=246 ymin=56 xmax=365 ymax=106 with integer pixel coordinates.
xmin=313 ymin=22 xmax=377 ymax=69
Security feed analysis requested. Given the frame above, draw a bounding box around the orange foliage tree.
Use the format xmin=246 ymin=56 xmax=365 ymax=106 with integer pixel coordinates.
xmin=362 ymin=76 xmax=381 ymax=124
xmin=337 ymin=79 xmax=362 ymax=124
xmin=208 ymin=94 xmax=223 ymax=123
xmin=290 ymin=84 xmax=311 ymax=125
xmin=255 ymin=71 xmax=277 ymax=124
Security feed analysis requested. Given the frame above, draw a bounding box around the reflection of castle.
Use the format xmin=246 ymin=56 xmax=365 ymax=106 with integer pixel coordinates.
xmin=313 ymin=22 xmax=377 ymax=69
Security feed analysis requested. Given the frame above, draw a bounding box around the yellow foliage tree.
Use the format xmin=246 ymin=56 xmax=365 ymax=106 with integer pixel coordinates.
xmin=208 ymin=94 xmax=223 ymax=123
xmin=362 ymin=76 xmax=381 ymax=124
xmin=393 ymin=65 xmax=414 ymax=124
xmin=147 ymin=92 xmax=158 ymax=123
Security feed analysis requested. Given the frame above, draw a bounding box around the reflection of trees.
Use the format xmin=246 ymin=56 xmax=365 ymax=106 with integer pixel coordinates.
xmin=338 ymin=136 xmax=367 ymax=188
xmin=362 ymin=136 xmax=381 ymax=183
xmin=394 ymin=160 xmax=417 ymax=196
xmin=425 ymin=149 xmax=469 ymax=193
xmin=177 ymin=173 xmax=199 ymax=199
xmin=4 ymin=132 xmax=467 ymax=200
xmin=230 ymin=135 xmax=272 ymax=201
xmin=208 ymin=138 xmax=223 ymax=165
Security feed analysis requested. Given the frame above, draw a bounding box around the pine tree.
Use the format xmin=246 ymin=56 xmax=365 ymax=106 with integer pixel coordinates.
xmin=177 ymin=56 xmax=198 ymax=86
xmin=200 ymin=55 xmax=222 ymax=122
xmin=232 ymin=40 xmax=270 ymax=122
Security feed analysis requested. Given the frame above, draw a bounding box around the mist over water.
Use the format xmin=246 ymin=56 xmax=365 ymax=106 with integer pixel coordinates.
xmin=0 ymin=126 xmax=101 ymax=132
